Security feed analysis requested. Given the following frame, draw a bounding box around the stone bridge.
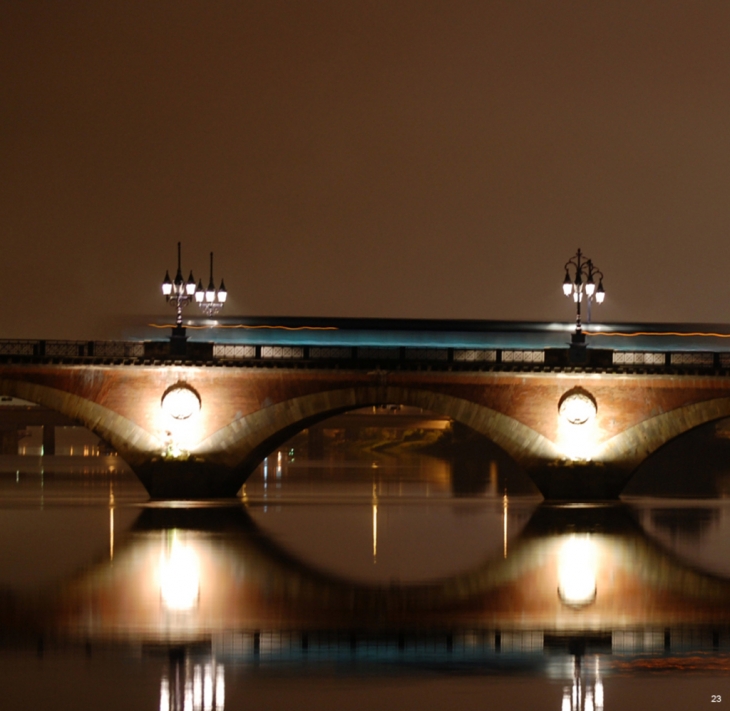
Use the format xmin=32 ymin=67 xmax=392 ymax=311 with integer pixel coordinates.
xmin=2 ymin=318 xmax=730 ymax=498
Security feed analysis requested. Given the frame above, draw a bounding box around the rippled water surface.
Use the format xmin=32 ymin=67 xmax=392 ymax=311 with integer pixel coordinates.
xmin=0 ymin=452 xmax=729 ymax=710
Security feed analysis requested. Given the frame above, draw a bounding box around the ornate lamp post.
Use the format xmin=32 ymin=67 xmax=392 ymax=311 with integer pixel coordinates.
xmin=562 ymin=248 xmax=605 ymax=346
xmin=194 ymin=252 xmax=227 ymax=317
xmin=161 ymin=243 xmax=228 ymax=350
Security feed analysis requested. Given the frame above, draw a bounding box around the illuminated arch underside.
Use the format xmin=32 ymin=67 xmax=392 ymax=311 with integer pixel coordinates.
xmin=195 ymin=385 xmax=561 ymax=473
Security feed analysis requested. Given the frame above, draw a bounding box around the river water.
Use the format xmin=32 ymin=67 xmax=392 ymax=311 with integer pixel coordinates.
xmin=0 ymin=443 xmax=729 ymax=711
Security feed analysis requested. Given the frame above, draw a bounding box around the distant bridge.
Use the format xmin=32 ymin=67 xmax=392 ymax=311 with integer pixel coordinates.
xmin=2 ymin=317 xmax=730 ymax=498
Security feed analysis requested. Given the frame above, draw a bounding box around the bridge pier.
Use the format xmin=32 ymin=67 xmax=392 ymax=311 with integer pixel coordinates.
xmin=528 ymin=463 xmax=631 ymax=501
xmin=134 ymin=459 xmax=244 ymax=499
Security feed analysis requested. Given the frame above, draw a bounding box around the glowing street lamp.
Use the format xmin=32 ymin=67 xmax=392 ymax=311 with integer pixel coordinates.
xmin=161 ymin=243 xmax=228 ymax=348
xmin=562 ymin=248 xmax=605 ymax=345
xmin=194 ymin=253 xmax=227 ymax=317
xmin=161 ymin=242 xmax=198 ymax=330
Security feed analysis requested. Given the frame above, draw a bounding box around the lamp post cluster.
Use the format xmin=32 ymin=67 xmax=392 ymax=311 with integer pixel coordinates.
xmin=160 ymin=243 xmax=228 ymax=354
xmin=161 ymin=243 xmax=227 ymax=329
xmin=562 ymin=249 xmax=605 ymax=345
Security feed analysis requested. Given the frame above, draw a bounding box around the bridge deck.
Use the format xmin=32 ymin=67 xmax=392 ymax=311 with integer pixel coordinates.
xmin=0 ymin=336 xmax=729 ymax=375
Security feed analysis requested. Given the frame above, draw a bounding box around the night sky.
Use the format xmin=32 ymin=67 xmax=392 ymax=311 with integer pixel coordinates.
xmin=3 ymin=1 xmax=730 ymax=340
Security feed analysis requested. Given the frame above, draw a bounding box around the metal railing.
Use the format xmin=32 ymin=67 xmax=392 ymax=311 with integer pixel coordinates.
xmin=0 ymin=340 xmax=144 ymax=358
xmin=0 ymin=338 xmax=729 ymax=372
xmin=612 ymin=351 xmax=727 ymax=369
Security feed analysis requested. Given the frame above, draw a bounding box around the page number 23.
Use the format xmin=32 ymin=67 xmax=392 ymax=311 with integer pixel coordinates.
xmin=712 ymin=696 xmax=722 ymax=703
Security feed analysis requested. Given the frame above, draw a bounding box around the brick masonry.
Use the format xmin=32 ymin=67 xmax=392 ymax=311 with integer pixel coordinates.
xmin=1 ymin=363 xmax=729 ymax=498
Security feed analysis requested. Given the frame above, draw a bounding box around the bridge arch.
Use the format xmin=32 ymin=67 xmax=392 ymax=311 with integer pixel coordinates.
xmin=0 ymin=377 xmax=161 ymax=468
xmin=595 ymin=396 xmax=730 ymax=492
xmin=195 ymin=385 xmax=560 ymax=492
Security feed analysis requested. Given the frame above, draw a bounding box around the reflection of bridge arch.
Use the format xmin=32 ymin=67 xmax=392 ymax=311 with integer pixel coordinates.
xmin=196 ymin=386 xmax=559 ymax=494
xmin=6 ymin=503 xmax=730 ymax=644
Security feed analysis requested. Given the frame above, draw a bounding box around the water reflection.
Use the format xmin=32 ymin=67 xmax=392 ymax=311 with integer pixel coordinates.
xmin=159 ymin=532 xmax=201 ymax=612
xmin=160 ymin=651 xmax=224 ymax=711
xmin=561 ymin=657 xmax=604 ymax=711
xmin=4 ymin=502 xmax=730 ymax=645
xmin=557 ymin=535 xmax=598 ymax=608
xmin=3 ymin=467 xmax=730 ymax=710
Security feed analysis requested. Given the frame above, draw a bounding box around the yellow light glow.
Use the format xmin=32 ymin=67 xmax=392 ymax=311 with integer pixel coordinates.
xmin=160 ymin=383 xmax=205 ymax=458
xmin=159 ymin=533 xmax=200 ymax=611
xmin=558 ymin=422 xmax=599 ymax=461
xmin=161 ymin=385 xmax=201 ymax=420
xmin=557 ymin=388 xmax=600 ymax=461
xmin=559 ymin=392 xmax=596 ymax=425
xmin=557 ymin=535 xmax=597 ymax=607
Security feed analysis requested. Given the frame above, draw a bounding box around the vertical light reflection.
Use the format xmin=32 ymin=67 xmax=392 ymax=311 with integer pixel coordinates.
xmin=203 ymin=663 xmax=213 ymax=711
xmin=503 ymin=492 xmax=508 ymax=558
xmin=109 ymin=482 xmax=115 ymax=561
xmin=595 ymin=658 xmax=604 ymax=711
xmin=160 ymin=676 xmax=170 ymax=711
xmin=585 ymin=688 xmax=594 ymax=711
xmin=215 ymin=666 xmax=225 ymax=711
xmin=558 ymin=657 xmax=603 ymax=711
xmin=561 ymin=688 xmax=571 ymax=711
xmin=193 ymin=665 xmax=202 ymax=710
xmin=184 ymin=677 xmax=193 ymax=711
xmin=372 ymin=482 xmax=378 ymax=564
xmin=161 ymin=660 xmax=224 ymax=711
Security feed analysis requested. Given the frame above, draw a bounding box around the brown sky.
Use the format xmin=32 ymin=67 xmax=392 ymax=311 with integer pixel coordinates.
xmin=2 ymin=1 xmax=730 ymax=339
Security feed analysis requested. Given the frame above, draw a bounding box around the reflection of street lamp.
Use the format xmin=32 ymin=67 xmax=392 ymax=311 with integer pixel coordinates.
xmin=561 ymin=656 xmax=604 ymax=711
xmin=160 ymin=651 xmax=225 ymax=711
xmin=562 ymin=249 xmax=605 ymax=345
